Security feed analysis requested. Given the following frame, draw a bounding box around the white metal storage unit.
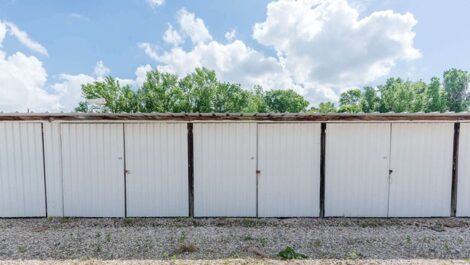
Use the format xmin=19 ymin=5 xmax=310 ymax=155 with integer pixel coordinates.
xmin=193 ymin=123 xmax=257 ymax=217
xmin=457 ymin=123 xmax=470 ymax=216
xmin=258 ymin=123 xmax=321 ymax=217
xmin=0 ymin=113 xmax=467 ymax=218
xmin=61 ymin=123 xmax=125 ymax=217
xmin=125 ymin=123 xmax=188 ymax=217
xmin=388 ymin=123 xmax=453 ymax=217
xmin=0 ymin=122 xmax=46 ymax=217
xmin=325 ymin=123 xmax=391 ymax=217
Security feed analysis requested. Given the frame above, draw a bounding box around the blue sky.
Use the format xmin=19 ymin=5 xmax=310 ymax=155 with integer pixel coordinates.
xmin=0 ymin=0 xmax=469 ymax=112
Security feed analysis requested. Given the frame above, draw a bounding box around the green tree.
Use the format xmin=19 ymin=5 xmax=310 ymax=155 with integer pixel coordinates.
xmin=338 ymin=89 xmax=362 ymax=113
xmin=359 ymin=86 xmax=379 ymax=113
xmin=264 ymin=89 xmax=310 ymax=112
xmin=75 ymin=77 xmax=139 ymax=113
xmin=378 ymin=78 xmax=414 ymax=113
xmin=138 ymin=71 xmax=188 ymax=112
xmin=425 ymin=77 xmax=447 ymax=112
xmin=410 ymin=80 xmax=427 ymax=112
xmin=310 ymin=102 xmax=337 ymax=113
xmin=443 ymin=68 xmax=469 ymax=112
xmin=179 ymin=68 xmax=218 ymax=112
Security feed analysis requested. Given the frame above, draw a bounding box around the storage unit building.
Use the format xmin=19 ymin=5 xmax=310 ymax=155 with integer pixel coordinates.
xmin=0 ymin=113 xmax=468 ymax=218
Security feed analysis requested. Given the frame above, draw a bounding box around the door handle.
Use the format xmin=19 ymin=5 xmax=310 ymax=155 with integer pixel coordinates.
xmin=125 ymin=169 xmax=131 ymax=175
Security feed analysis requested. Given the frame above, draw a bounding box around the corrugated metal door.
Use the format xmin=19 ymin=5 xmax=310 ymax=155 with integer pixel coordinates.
xmin=325 ymin=123 xmax=390 ymax=217
xmin=388 ymin=123 xmax=453 ymax=217
xmin=125 ymin=123 xmax=188 ymax=217
xmin=456 ymin=123 xmax=470 ymax=216
xmin=194 ymin=123 xmax=257 ymax=217
xmin=61 ymin=123 xmax=125 ymax=217
xmin=258 ymin=123 xmax=321 ymax=217
xmin=0 ymin=122 xmax=46 ymax=217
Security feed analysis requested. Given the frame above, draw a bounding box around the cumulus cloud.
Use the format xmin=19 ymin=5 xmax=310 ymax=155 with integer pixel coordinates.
xmin=163 ymin=24 xmax=183 ymax=46
xmin=177 ymin=9 xmax=212 ymax=45
xmin=0 ymin=20 xmax=55 ymax=112
xmin=225 ymin=29 xmax=236 ymax=42
xmin=140 ymin=1 xmax=420 ymax=103
xmin=147 ymin=0 xmax=165 ymax=8
xmin=253 ymin=0 xmax=421 ymax=99
xmin=3 ymin=21 xmax=48 ymax=56
xmin=0 ymin=51 xmax=59 ymax=112
xmin=93 ymin=60 xmax=111 ymax=80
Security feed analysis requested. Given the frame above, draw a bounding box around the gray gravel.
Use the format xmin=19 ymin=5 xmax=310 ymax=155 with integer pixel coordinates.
xmin=1 ymin=218 xmax=470 ymax=264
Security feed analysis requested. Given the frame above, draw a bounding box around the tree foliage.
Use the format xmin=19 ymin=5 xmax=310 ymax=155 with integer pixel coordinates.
xmin=76 ymin=67 xmax=470 ymax=114
xmin=76 ymin=68 xmax=308 ymax=113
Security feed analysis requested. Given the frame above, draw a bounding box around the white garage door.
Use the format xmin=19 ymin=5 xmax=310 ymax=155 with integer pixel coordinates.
xmin=388 ymin=123 xmax=453 ymax=217
xmin=61 ymin=123 xmax=125 ymax=217
xmin=194 ymin=123 xmax=257 ymax=217
xmin=125 ymin=123 xmax=188 ymax=217
xmin=325 ymin=123 xmax=391 ymax=217
xmin=258 ymin=123 xmax=321 ymax=217
xmin=0 ymin=122 xmax=46 ymax=217
xmin=456 ymin=123 xmax=470 ymax=216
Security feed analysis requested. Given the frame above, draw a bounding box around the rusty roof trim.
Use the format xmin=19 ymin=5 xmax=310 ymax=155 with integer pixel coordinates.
xmin=1 ymin=112 xmax=470 ymax=122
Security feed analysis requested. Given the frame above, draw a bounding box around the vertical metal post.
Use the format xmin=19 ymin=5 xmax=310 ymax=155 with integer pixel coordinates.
xmin=41 ymin=122 xmax=48 ymax=217
xmin=320 ymin=123 xmax=326 ymax=217
xmin=451 ymin=122 xmax=460 ymax=217
xmin=123 ymin=124 xmax=127 ymax=218
xmin=187 ymin=123 xmax=194 ymax=217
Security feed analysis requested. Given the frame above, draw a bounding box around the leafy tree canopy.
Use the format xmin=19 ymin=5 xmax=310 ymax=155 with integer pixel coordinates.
xmin=76 ymin=67 xmax=470 ymax=114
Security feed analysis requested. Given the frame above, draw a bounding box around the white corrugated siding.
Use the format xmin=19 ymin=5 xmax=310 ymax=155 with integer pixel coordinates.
xmin=61 ymin=123 xmax=125 ymax=217
xmin=125 ymin=123 xmax=188 ymax=217
xmin=0 ymin=122 xmax=46 ymax=217
xmin=388 ymin=123 xmax=453 ymax=217
xmin=457 ymin=123 xmax=470 ymax=216
xmin=325 ymin=123 xmax=391 ymax=217
xmin=258 ymin=123 xmax=321 ymax=217
xmin=43 ymin=122 xmax=64 ymax=217
xmin=194 ymin=123 xmax=257 ymax=217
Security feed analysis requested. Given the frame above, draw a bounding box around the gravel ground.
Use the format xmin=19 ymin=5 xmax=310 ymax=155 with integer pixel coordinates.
xmin=1 ymin=218 xmax=470 ymax=264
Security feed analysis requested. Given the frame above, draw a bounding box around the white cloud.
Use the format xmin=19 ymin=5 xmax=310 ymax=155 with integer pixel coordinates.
xmin=135 ymin=64 xmax=153 ymax=86
xmin=93 ymin=60 xmax=110 ymax=80
xmin=141 ymin=2 xmax=420 ymax=104
xmin=253 ymin=0 xmax=421 ymax=100
xmin=148 ymin=0 xmax=165 ymax=8
xmin=52 ymin=73 xmax=95 ymax=111
xmin=225 ymin=29 xmax=236 ymax=42
xmin=177 ymin=9 xmax=212 ymax=45
xmin=0 ymin=51 xmax=59 ymax=112
xmin=3 ymin=21 xmax=48 ymax=56
xmin=163 ymin=24 xmax=183 ymax=46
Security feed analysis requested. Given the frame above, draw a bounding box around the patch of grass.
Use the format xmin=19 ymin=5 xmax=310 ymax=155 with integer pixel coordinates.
xmin=60 ymin=217 xmax=71 ymax=224
xmin=178 ymin=231 xmax=187 ymax=243
xmin=405 ymin=235 xmax=411 ymax=244
xmin=17 ymin=246 xmax=27 ymax=253
xmin=259 ymin=238 xmax=268 ymax=247
xmin=243 ymin=235 xmax=254 ymax=241
xmin=123 ymin=218 xmax=135 ymax=226
xmin=106 ymin=233 xmax=111 ymax=242
xmin=177 ymin=242 xmax=198 ymax=253
xmin=241 ymin=219 xmax=258 ymax=227
xmin=277 ymin=246 xmax=308 ymax=260
xmin=347 ymin=251 xmax=362 ymax=260
xmin=94 ymin=243 xmax=101 ymax=253
xmin=95 ymin=232 xmax=101 ymax=238
xmin=313 ymin=239 xmax=321 ymax=248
